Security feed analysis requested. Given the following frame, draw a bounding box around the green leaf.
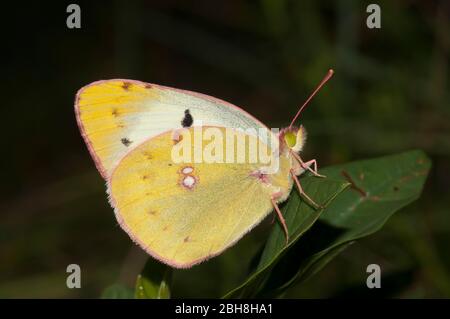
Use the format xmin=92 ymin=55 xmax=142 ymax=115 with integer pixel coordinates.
xmin=101 ymin=283 xmax=134 ymax=299
xmin=223 ymin=177 xmax=349 ymax=298
xmin=135 ymin=258 xmax=172 ymax=299
xmin=257 ymin=150 xmax=431 ymax=297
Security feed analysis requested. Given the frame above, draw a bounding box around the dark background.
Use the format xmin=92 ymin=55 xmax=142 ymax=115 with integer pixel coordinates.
xmin=1 ymin=0 xmax=449 ymax=298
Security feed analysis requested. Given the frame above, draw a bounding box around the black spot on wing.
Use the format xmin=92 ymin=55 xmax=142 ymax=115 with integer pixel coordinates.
xmin=121 ymin=138 xmax=132 ymax=146
xmin=122 ymin=82 xmax=132 ymax=90
xmin=181 ymin=109 xmax=193 ymax=128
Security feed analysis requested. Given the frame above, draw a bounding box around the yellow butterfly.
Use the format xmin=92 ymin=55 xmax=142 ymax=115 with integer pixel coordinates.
xmin=75 ymin=70 xmax=334 ymax=268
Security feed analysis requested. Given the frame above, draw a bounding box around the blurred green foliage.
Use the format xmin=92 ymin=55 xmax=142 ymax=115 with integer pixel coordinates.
xmin=0 ymin=0 xmax=449 ymax=298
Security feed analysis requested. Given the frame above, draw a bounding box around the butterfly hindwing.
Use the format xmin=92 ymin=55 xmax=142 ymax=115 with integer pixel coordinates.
xmin=108 ymin=127 xmax=292 ymax=268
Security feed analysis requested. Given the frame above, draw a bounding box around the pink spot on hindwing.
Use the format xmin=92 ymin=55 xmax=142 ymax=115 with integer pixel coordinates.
xmin=178 ymin=165 xmax=197 ymax=190
xmin=182 ymin=166 xmax=194 ymax=174
xmin=182 ymin=175 xmax=196 ymax=189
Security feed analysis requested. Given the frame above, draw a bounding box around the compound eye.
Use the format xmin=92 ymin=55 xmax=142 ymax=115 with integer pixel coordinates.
xmin=284 ymin=131 xmax=297 ymax=148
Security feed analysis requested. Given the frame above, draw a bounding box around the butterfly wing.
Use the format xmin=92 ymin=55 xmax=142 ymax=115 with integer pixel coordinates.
xmin=108 ymin=127 xmax=292 ymax=268
xmin=75 ymin=79 xmax=271 ymax=179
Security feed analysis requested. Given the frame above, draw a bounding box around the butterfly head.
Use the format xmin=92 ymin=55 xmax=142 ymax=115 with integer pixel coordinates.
xmin=280 ymin=126 xmax=307 ymax=153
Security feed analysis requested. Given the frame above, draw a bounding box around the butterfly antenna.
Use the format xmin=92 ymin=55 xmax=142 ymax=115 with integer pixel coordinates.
xmin=289 ymin=69 xmax=334 ymax=129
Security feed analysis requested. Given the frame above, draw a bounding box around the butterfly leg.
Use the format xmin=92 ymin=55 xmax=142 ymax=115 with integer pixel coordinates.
xmin=290 ymin=169 xmax=323 ymax=209
xmin=303 ymin=159 xmax=326 ymax=178
xmin=271 ymin=196 xmax=289 ymax=244
xmin=269 ymin=191 xmax=282 ymax=224
xmin=291 ymin=151 xmax=326 ymax=178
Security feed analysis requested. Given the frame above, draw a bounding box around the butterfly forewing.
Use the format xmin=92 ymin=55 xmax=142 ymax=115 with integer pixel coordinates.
xmin=75 ymin=79 xmax=272 ymax=179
